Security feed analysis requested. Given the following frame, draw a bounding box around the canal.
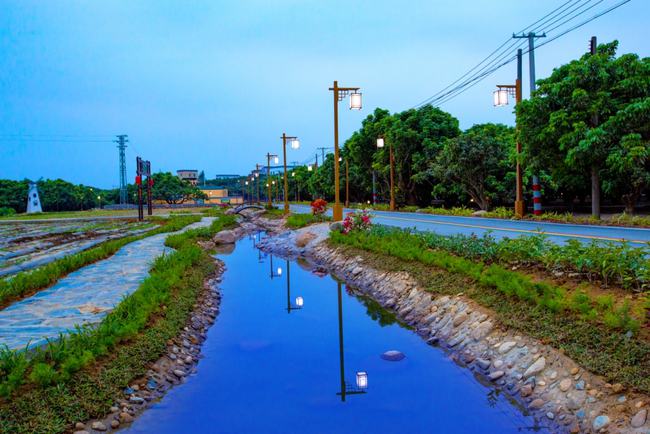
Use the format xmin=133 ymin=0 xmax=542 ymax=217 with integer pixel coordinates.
xmin=125 ymin=232 xmax=544 ymax=433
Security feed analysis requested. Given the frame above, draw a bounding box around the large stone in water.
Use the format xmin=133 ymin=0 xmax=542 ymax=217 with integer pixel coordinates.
xmin=524 ymin=356 xmax=546 ymax=377
xmin=295 ymin=232 xmax=317 ymax=247
xmin=213 ymin=230 xmax=237 ymax=244
xmin=381 ymin=350 xmax=405 ymax=361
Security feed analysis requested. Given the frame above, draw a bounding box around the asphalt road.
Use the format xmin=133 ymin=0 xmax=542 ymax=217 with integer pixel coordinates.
xmin=287 ymin=204 xmax=650 ymax=246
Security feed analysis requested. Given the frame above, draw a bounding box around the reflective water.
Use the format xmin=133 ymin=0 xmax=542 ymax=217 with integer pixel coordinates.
xmin=126 ymin=233 xmax=544 ymax=433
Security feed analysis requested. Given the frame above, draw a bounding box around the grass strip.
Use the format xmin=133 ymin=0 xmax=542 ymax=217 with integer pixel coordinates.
xmin=329 ymin=234 xmax=650 ymax=394
xmin=0 ymin=214 xmax=236 ymax=433
xmin=330 ymin=228 xmax=646 ymax=331
xmin=0 ymin=216 xmax=201 ymax=308
xmin=286 ymin=213 xmax=331 ymax=229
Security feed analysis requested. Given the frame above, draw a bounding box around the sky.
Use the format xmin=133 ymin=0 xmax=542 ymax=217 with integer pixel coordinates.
xmin=1 ymin=0 xmax=648 ymax=189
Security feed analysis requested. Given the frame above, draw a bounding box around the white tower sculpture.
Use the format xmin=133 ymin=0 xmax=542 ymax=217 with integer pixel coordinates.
xmin=26 ymin=182 xmax=43 ymax=213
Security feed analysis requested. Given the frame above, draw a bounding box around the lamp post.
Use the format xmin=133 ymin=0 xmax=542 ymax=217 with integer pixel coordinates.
xmin=269 ymin=254 xmax=282 ymax=279
xmin=255 ymin=164 xmax=262 ymax=204
xmin=494 ymin=48 xmax=524 ymax=218
xmin=376 ymin=136 xmax=395 ymax=211
xmin=344 ymin=158 xmax=350 ymax=208
xmin=335 ymin=280 xmax=367 ymax=401
xmin=266 ymin=153 xmax=278 ymax=208
xmin=330 ymin=80 xmax=362 ymax=221
xmin=97 ymin=195 xmax=102 ymax=209
xmin=281 ymin=133 xmax=300 ymax=214
xmin=284 ymin=260 xmax=303 ymax=313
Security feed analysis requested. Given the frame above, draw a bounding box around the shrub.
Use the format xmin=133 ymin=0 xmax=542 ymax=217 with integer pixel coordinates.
xmin=311 ymin=199 xmax=328 ymax=216
xmin=342 ymin=209 xmax=373 ymax=234
xmin=0 ymin=207 xmax=16 ymax=217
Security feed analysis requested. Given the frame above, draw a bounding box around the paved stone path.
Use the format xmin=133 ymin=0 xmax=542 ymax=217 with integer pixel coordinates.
xmin=0 ymin=218 xmax=213 ymax=350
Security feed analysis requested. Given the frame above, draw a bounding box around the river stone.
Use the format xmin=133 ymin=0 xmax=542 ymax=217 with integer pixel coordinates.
xmin=592 ymin=415 xmax=610 ymax=431
xmin=520 ymin=384 xmax=533 ymax=397
xmin=452 ymin=312 xmax=468 ymax=327
xmin=295 ymin=232 xmax=317 ymax=248
xmin=381 ymin=350 xmax=405 ymax=361
xmin=213 ymin=230 xmax=237 ymax=244
xmin=91 ymin=421 xmax=107 ymax=431
xmin=631 ymin=409 xmax=647 ymax=428
xmin=111 ymin=420 xmax=120 ymax=429
xmin=120 ymin=412 xmax=134 ymax=423
xmin=530 ymin=398 xmax=545 ymax=409
xmin=498 ymin=341 xmax=517 ymax=354
xmin=489 ymin=370 xmax=505 ymax=381
xmin=329 ymin=222 xmax=343 ymax=232
xmin=524 ymin=357 xmax=546 ymax=377
xmin=560 ymin=378 xmax=572 ymax=392
xmin=476 ymin=358 xmax=491 ymax=370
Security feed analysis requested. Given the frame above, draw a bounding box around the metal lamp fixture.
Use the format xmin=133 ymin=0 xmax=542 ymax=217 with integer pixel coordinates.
xmin=493 ymin=88 xmax=509 ymax=107
xmin=277 ymin=267 xmax=283 ymax=276
xmin=376 ymin=137 xmax=385 ymax=148
xmin=349 ymin=91 xmax=362 ymax=110
xmin=274 ymin=156 xmax=279 ymax=164
xmin=356 ymin=371 xmax=368 ymax=389
xmin=295 ymin=296 xmax=304 ymax=307
xmin=308 ymin=164 xmax=313 ymax=172
xmin=290 ymin=139 xmax=300 ymax=150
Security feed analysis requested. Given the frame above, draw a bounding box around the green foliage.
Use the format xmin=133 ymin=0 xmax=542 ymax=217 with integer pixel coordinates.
xmin=0 ymin=216 xmax=201 ymax=307
xmin=330 ymin=227 xmax=645 ymax=331
xmin=151 ymin=172 xmax=207 ymax=204
xmin=0 ymin=179 xmax=108 ymax=213
xmin=286 ymin=213 xmax=330 ymax=229
xmin=0 ymin=207 xmax=16 ymax=217
xmin=518 ymin=41 xmax=650 ymax=215
xmin=431 ymin=123 xmax=515 ymax=210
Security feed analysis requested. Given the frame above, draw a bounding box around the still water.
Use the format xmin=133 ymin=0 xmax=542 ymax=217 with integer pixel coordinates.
xmin=126 ymin=233 xmax=543 ymax=433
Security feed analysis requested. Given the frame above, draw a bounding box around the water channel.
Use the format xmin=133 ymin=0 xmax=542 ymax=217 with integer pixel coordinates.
xmin=126 ymin=232 xmax=544 ymax=433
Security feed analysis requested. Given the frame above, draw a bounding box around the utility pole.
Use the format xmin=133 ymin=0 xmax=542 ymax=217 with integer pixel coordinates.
xmin=513 ymin=32 xmax=546 ymax=216
xmin=136 ymin=157 xmax=144 ymax=221
xmin=317 ymin=147 xmax=329 ymax=164
xmin=114 ymin=135 xmax=129 ymax=205
xmin=590 ymin=36 xmax=600 ymax=219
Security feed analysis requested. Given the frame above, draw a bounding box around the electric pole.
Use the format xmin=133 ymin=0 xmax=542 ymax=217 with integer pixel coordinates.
xmin=114 ymin=135 xmax=129 ymax=205
xmin=317 ymin=147 xmax=329 ymax=164
xmin=513 ymin=32 xmax=546 ymax=215
xmin=590 ymin=36 xmax=600 ymax=219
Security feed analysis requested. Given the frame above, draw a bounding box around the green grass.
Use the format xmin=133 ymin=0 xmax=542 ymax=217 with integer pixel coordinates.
xmin=0 ymin=216 xmax=201 ymax=308
xmin=330 ymin=228 xmax=646 ymax=331
xmin=262 ymin=208 xmax=285 ymax=220
xmin=286 ymin=213 xmax=331 ymax=229
xmin=0 ymin=214 xmax=236 ymax=433
xmin=329 ymin=238 xmax=650 ymax=394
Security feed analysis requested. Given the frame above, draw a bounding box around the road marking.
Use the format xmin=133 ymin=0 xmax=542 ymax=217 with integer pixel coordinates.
xmin=375 ymin=215 xmax=649 ymax=245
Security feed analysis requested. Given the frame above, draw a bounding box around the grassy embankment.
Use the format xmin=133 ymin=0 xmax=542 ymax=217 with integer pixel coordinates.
xmin=0 ymin=207 xmax=215 ymax=221
xmin=0 ymin=213 xmax=237 ymax=433
xmin=330 ymin=226 xmax=650 ymax=393
xmin=286 ymin=213 xmax=331 ymax=229
xmin=0 ymin=216 xmax=201 ymax=309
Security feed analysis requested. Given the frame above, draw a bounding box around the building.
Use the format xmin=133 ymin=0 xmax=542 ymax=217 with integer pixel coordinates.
xmin=198 ymin=185 xmax=244 ymax=205
xmin=177 ymin=169 xmax=199 ymax=185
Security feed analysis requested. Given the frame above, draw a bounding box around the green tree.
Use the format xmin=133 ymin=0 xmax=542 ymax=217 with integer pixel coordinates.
xmin=151 ymin=172 xmax=206 ymax=204
xmin=518 ymin=41 xmax=650 ymax=216
xmin=432 ymin=123 xmax=515 ymax=210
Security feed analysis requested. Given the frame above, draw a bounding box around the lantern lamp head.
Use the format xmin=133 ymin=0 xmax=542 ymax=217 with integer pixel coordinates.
xmin=356 ymin=371 xmax=368 ymax=389
xmin=349 ymin=91 xmax=362 ymax=110
xmin=493 ymin=88 xmax=509 ymax=107
xmin=308 ymin=165 xmax=313 ymax=172
xmin=295 ymin=296 xmax=304 ymax=307
xmin=277 ymin=267 xmax=282 ymax=276
xmin=291 ymin=139 xmax=300 ymax=150
xmin=376 ymin=137 xmax=385 ymax=148
xmin=274 ymin=156 xmax=279 ymax=164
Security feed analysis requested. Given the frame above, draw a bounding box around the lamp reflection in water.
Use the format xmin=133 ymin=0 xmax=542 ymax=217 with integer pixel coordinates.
xmin=251 ymin=232 xmax=267 ymax=263
xmin=269 ymin=254 xmax=282 ymax=279
xmin=284 ymin=260 xmax=303 ymax=313
xmin=336 ymin=280 xmax=367 ymax=401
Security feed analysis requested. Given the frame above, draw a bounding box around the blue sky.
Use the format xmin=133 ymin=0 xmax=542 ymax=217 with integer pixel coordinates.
xmin=1 ymin=0 xmax=648 ymax=188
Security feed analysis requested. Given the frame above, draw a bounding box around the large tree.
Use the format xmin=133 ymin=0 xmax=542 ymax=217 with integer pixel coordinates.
xmin=518 ymin=41 xmax=650 ymax=216
xmin=432 ymin=123 xmax=515 ymax=210
xmin=151 ymin=172 xmax=206 ymax=204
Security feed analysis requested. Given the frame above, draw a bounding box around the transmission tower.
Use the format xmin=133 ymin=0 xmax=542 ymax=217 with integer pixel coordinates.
xmin=114 ymin=135 xmax=129 ymax=204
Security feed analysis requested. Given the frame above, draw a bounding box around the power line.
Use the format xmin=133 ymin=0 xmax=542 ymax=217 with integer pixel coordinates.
xmin=416 ymin=0 xmax=632 ymax=107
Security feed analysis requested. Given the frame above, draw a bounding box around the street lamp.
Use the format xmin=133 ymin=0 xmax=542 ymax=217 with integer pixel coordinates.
xmin=494 ymin=48 xmax=525 ymax=218
xmin=284 ymin=260 xmax=303 ymax=313
xmin=335 ymin=280 xmax=367 ymax=401
xmin=377 ymin=136 xmax=395 ymax=211
xmin=330 ymin=80 xmax=362 ymax=221
xmin=281 ymin=133 xmax=300 ymax=214
xmin=266 ymin=153 xmax=278 ymax=208
xmin=97 ymin=195 xmax=102 ymax=209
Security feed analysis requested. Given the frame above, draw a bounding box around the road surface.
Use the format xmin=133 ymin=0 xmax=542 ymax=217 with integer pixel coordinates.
xmin=287 ymin=204 xmax=650 ymax=246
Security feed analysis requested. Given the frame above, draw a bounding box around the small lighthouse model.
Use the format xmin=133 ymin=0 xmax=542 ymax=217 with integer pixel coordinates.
xmin=26 ymin=182 xmax=43 ymax=213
